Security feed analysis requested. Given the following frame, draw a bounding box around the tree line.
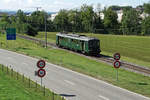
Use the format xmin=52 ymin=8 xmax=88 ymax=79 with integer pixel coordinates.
xmin=0 ymin=3 xmax=150 ymax=36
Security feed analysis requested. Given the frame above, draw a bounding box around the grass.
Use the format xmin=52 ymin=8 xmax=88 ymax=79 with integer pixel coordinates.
xmin=0 ymin=33 xmax=150 ymax=97
xmin=0 ymin=64 xmax=62 ymax=100
xmin=35 ymin=32 xmax=150 ymax=68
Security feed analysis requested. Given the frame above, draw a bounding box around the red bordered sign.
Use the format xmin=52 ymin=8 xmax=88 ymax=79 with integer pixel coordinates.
xmin=37 ymin=69 xmax=46 ymax=77
xmin=114 ymin=61 xmax=121 ymax=69
xmin=37 ymin=60 xmax=46 ymax=68
xmin=113 ymin=53 xmax=120 ymax=60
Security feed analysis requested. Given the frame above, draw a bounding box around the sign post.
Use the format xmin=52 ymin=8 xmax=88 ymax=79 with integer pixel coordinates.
xmin=36 ymin=60 xmax=46 ymax=87
xmin=114 ymin=61 xmax=121 ymax=81
xmin=113 ymin=53 xmax=121 ymax=81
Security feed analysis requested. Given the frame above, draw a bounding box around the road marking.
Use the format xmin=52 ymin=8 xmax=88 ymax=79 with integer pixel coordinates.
xmin=6 ymin=57 xmax=13 ymax=59
xmin=22 ymin=62 xmax=28 ymax=65
xmin=98 ymin=95 xmax=109 ymax=100
xmin=64 ymin=80 xmax=75 ymax=86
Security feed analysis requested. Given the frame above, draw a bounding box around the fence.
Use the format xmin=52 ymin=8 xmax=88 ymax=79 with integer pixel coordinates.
xmin=0 ymin=64 xmax=65 ymax=100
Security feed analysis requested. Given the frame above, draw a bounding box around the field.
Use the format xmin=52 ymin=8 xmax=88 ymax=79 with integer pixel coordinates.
xmin=0 ymin=64 xmax=62 ymax=100
xmin=0 ymin=33 xmax=150 ymax=97
xmin=35 ymin=32 xmax=150 ymax=68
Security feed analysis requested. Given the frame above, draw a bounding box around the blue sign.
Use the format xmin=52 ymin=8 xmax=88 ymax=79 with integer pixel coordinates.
xmin=7 ymin=34 xmax=16 ymax=40
xmin=6 ymin=28 xmax=16 ymax=40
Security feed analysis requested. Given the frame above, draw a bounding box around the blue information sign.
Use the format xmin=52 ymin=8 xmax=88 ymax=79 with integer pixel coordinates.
xmin=6 ymin=28 xmax=16 ymax=40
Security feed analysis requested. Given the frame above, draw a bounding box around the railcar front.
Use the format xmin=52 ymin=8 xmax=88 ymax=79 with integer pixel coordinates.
xmin=88 ymin=39 xmax=101 ymax=55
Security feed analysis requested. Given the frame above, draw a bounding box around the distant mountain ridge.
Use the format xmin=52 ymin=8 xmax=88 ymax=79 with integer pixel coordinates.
xmin=0 ymin=9 xmax=57 ymax=15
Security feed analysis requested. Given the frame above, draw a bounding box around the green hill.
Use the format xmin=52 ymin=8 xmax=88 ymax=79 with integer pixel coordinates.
xmin=35 ymin=32 xmax=150 ymax=68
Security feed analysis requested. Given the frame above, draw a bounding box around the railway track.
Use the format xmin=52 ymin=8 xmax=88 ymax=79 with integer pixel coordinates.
xmin=17 ymin=34 xmax=150 ymax=76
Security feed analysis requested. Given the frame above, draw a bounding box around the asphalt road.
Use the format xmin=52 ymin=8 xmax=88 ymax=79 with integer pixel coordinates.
xmin=0 ymin=49 xmax=150 ymax=100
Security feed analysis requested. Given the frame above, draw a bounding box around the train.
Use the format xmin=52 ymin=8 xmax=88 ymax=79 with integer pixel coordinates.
xmin=56 ymin=33 xmax=101 ymax=55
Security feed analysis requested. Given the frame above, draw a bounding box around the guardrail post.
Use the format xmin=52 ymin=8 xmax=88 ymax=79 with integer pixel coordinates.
xmin=35 ymin=80 xmax=37 ymax=89
xmin=62 ymin=97 xmax=65 ymax=100
xmin=11 ymin=68 xmax=13 ymax=77
xmin=17 ymin=72 xmax=18 ymax=80
xmin=2 ymin=65 xmax=4 ymax=72
xmin=22 ymin=74 xmax=24 ymax=82
xmin=7 ymin=66 xmax=9 ymax=74
xmin=29 ymin=77 xmax=30 ymax=88
xmin=52 ymin=92 xmax=54 ymax=100
xmin=43 ymin=85 xmax=45 ymax=96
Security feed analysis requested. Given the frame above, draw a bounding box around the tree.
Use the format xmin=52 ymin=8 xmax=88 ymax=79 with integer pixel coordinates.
xmin=68 ymin=9 xmax=82 ymax=32
xmin=103 ymin=8 xmax=119 ymax=34
xmin=53 ymin=9 xmax=69 ymax=32
xmin=144 ymin=3 xmax=150 ymax=14
xmin=26 ymin=24 xmax=38 ymax=36
xmin=29 ymin=11 xmax=48 ymax=31
xmin=141 ymin=16 xmax=150 ymax=35
xmin=121 ymin=9 xmax=141 ymax=35
xmin=0 ymin=14 xmax=10 ymax=29
xmin=93 ymin=3 xmax=104 ymax=33
xmin=80 ymin=4 xmax=94 ymax=32
xmin=16 ymin=9 xmax=26 ymax=23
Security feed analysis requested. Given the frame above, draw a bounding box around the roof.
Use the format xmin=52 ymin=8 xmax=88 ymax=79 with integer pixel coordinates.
xmin=56 ymin=33 xmax=99 ymax=41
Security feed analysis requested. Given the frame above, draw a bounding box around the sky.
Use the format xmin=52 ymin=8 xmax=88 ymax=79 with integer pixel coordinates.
xmin=0 ymin=0 xmax=149 ymax=12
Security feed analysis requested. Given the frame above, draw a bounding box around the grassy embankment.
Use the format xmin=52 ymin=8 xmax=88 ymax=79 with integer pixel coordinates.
xmin=0 ymin=33 xmax=150 ymax=97
xmin=0 ymin=64 xmax=62 ymax=100
xmin=36 ymin=32 xmax=150 ymax=68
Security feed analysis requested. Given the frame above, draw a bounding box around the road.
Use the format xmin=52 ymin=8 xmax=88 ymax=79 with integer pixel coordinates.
xmin=0 ymin=49 xmax=150 ymax=100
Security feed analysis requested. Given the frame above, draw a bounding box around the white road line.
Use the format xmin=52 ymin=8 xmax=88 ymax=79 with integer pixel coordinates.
xmin=64 ymin=80 xmax=75 ymax=86
xmin=6 ymin=57 xmax=13 ymax=59
xmin=98 ymin=95 xmax=109 ymax=100
xmin=22 ymin=62 xmax=28 ymax=65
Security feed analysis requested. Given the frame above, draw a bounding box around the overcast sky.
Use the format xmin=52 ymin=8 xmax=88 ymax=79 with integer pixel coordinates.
xmin=0 ymin=0 xmax=149 ymax=12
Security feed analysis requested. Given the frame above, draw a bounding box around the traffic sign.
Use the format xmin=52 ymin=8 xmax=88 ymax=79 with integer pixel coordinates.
xmin=37 ymin=60 xmax=46 ymax=68
xmin=6 ymin=28 xmax=16 ymax=40
xmin=37 ymin=69 xmax=46 ymax=77
xmin=113 ymin=53 xmax=120 ymax=60
xmin=114 ymin=61 xmax=121 ymax=68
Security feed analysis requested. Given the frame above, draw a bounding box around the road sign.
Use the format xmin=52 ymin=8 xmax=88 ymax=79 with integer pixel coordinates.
xmin=37 ymin=69 xmax=46 ymax=77
xmin=113 ymin=53 xmax=120 ymax=60
xmin=114 ymin=61 xmax=121 ymax=68
xmin=6 ymin=28 xmax=16 ymax=40
xmin=37 ymin=60 xmax=46 ymax=68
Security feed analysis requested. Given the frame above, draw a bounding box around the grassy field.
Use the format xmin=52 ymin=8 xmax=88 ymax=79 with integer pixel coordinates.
xmin=0 ymin=64 xmax=62 ymax=100
xmin=35 ymin=32 xmax=150 ymax=68
xmin=0 ymin=33 xmax=150 ymax=97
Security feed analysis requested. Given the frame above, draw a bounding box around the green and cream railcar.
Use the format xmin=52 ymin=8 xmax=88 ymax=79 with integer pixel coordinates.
xmin=56 ymin=33 xmax=101 ymax=55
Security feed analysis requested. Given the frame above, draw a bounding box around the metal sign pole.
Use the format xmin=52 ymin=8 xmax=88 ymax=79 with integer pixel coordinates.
xmin=116 ymin=69 xmax=118 ymax=81
xmin=41 ymin=77 xmax=42 ymax=87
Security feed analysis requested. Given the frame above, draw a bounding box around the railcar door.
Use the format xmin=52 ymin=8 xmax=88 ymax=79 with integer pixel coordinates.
xmin=81 ymin=41 xmax=86 ymax=53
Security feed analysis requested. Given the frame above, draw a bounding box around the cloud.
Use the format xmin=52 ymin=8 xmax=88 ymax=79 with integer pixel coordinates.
xmin=0 ymin=0 xmax=148 ymax=12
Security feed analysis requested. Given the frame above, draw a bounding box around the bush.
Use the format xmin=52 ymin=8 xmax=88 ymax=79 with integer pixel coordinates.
xmin=26 ymin=24 xmax=38 ymax=36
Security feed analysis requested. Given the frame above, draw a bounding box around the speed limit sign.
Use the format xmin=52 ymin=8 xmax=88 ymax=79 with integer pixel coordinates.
xmin=114 ymin=61 xmax=121 ymax=68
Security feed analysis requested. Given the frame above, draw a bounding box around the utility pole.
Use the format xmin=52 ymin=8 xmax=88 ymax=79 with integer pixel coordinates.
xmin=45 ymin=12 xmax=47 ymax=48
xmin=32 ymin=7 xmax=47 ymax=48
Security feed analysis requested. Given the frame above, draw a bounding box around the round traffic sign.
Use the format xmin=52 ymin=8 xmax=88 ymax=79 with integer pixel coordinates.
xmin=114 ymin=61 xmax=121 ymax=68
xmin=113 ymin=53 xmax=121 ymax=60
xmin=37 ymin=60 xmax=46 ymax=68
xmin=37 ymin=69 xmax=46 ymax=77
